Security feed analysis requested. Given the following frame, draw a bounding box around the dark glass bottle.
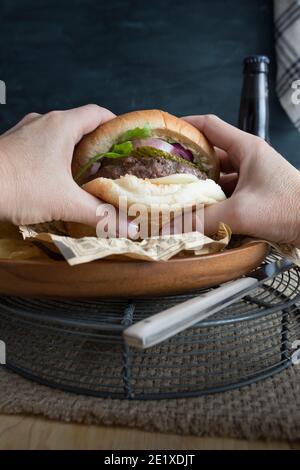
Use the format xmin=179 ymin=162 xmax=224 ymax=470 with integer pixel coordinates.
xmin=238 ymin=55 xmax=270 ymax=141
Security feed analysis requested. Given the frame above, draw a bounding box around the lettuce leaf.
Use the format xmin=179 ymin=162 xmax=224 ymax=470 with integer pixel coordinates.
xmin=76 ymin=142 xmax=135 ymax=181
xmin=111 ymin=141 xmax=133 ymax=155
xmin=76 ymin=126 xmax=151 ymax=181
xmin=119 ymin=125 xmax=151 ymax=142
xmin=75 ymin=152 xmax=125 ymax=181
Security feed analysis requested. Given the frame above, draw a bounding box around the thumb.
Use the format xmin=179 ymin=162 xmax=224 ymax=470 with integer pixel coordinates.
xmin=65 ymin=185 xmax=139 ymax=238
xmin=204 ymin=198 xmax=240 ymax=236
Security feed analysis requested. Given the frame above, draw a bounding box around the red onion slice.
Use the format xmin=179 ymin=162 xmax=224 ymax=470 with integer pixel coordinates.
xmin=90 ymin=162 xmax=101 ymax=175
xmin=171 ymin=143 xmax=193 ymax=162
xmin=132 ymin=138 xmax=193 ymax=162
xmin=132 ymin=138 xmax=174 ymax=154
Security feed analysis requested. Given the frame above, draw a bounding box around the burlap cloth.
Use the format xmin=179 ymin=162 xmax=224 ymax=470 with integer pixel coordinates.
xmin=0 ymin=364 xmax=299 ymax=441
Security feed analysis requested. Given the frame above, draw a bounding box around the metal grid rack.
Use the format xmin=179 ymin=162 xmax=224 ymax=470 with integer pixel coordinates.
xmin=0 ymin=253 xmax=300 ymax=400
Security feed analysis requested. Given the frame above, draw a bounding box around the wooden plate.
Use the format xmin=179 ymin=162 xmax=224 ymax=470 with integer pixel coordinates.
xmin=0 ymin=242 xmax=268 ymax=298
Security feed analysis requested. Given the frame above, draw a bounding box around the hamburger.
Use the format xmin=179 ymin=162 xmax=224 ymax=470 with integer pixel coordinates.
xmin=70 ymin=110 xmax=226 ymax=238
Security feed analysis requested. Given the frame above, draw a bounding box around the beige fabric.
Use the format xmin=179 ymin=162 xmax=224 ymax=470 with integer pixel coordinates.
xmin=0 ymin=365 xmax=299 ymax=441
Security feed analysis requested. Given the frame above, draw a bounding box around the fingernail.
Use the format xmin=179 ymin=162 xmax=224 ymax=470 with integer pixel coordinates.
xmin=128 ymin=222 xmax=139 ymax=240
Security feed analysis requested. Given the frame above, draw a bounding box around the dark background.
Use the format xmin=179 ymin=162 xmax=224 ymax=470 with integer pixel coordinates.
xmin=0 ymin=0 xmax=299 ymax=167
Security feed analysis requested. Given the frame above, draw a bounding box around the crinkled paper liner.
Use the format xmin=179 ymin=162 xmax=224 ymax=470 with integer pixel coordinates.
xmin=20 ymin=222 xmax=231 ymax=265
xmin=19 ymin=221 xmax=300 ymax=267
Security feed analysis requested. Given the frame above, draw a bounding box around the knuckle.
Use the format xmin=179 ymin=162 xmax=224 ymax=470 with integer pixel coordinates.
xmin=253 ymin=135 xmax=265 ymax=146
xmin=47 ymin=110 xmax=61 ymax=119
xmin=85 ymin=103 xmax=101 ymax=111
xmin=253 ymin=136 xmax=268 ymax=154
xmin=205 ymin=114 xmax=219 ymax=122
xmin=23 ymin=112 xmax=40 ymax=122
xmin=85 ymin=103 xmax=114 ymax=117
xmin=43 ymin=110 xmax=63 ymax=125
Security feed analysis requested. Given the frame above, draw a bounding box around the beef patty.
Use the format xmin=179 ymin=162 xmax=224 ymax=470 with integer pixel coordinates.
xmin=96 ymin=156 xmax=207 ymax=180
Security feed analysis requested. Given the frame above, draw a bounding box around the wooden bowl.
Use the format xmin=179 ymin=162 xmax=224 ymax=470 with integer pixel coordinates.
xmin=0 ymin=242 xmax=268 ymax=298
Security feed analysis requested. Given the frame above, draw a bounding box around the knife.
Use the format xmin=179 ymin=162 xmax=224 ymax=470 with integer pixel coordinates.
xmin=123 ymin=258 xmax=293 ymax=349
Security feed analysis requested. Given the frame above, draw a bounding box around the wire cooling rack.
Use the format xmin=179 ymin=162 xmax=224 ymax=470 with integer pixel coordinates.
xmin=0 ymin=252 xmax=300 ymax=400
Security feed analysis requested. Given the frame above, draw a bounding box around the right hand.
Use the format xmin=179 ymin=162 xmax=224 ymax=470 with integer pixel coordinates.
xmin=184 ymin=114 xmax=300 ymax=247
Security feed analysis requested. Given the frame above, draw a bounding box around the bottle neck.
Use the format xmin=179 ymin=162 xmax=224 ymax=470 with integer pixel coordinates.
xmin=238 ymin=71 xmax=269 ymax=141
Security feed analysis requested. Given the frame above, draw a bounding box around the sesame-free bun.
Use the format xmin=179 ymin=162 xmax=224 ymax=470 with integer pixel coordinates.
xmin=65 ymin=174 xmax=225 ymax=239
xmin=73 ymin=109 xmax=219 ymax=180
xmin=83 ymin=174 xmax=226 ymax=211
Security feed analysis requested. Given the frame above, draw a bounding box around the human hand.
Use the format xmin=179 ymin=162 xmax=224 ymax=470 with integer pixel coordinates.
xmin=0 ymin=105 xmax=137 ymax=237
xmin=184 ymin=115 xmax=300 ymax=247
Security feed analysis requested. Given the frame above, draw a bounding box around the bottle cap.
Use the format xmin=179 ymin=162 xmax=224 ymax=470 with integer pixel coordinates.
xmin=243 ymin=55 xmax=270 ymax=73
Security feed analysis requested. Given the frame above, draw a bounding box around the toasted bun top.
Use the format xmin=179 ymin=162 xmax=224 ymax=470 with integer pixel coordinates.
xmin=73 ymin=109 xmax=219 ymax=181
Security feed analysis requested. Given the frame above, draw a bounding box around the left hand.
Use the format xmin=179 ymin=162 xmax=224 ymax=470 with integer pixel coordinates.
xmin=0 ymin=105 xmax=122 ymax=229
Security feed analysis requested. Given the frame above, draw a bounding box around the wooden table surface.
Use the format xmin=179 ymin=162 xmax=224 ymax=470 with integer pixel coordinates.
xmin=0 ymin=414 xmax=299 ymax=450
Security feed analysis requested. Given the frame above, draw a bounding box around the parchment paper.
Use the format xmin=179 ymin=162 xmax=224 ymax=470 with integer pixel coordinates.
xmin=19 ymin=222 xmax=231 ymax=266
xmin=1 ymin=221 xmax=299 ymax=267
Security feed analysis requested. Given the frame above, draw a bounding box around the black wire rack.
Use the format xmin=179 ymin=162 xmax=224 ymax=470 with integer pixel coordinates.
xmin=0 ymin=252 xmax=300 ymax=400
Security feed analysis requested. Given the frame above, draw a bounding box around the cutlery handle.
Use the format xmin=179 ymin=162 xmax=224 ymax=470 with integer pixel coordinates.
xmin=123 ymin=277 xmax=258 ymax=349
